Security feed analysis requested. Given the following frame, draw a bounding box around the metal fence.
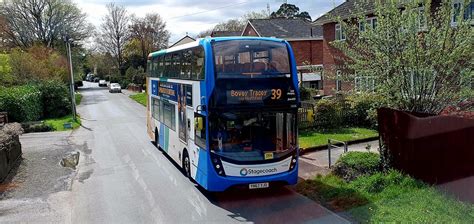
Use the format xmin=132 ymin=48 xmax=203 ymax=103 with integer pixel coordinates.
xmin=298 ymin=100 xmax=349 ymax=130
xmin=327 ymin=139 xmax=348 ymax=168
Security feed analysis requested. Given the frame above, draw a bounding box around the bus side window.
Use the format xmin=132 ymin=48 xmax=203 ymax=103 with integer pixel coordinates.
xmin=172 ymin=52 xmax=181 ymax=78
xmin=157 ymin=56 xmax=163 ymax=77
xmin=147 ymin=60 xmax=152 ymax=76
xmin=194 ymin=113 xmax=206 ymax=149
xmin=164 ymin=54 xmax=171 ymax=78
xmin=152 ymin=57 xmax=158 ymax=77
xmin=191 ymin=47 xmax=205 ymax=80
xmin=182 ymin=50 xmax=192 ymax=79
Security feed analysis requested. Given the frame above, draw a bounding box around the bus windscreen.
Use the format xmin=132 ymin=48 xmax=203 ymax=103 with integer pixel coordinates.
xmin=212 ymin=40 xmax=291 ymax=79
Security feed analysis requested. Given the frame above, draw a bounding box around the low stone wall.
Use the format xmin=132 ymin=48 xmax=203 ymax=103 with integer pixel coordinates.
xmin=0 ymin=123 xmax=23 ymax=182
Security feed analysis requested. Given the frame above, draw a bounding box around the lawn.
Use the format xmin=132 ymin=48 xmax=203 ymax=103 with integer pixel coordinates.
xmin=296 ymin=171 xmax=474 ymax=223
xmin=75 ymin=92 xmax=82 ymax=105
xmin=44 ymin=114 xmax=81 ymax=131
xmin=130 ymin=92 xmax=146 ymax=107
xmin=299 ymin=127 xmax=378 ymax=149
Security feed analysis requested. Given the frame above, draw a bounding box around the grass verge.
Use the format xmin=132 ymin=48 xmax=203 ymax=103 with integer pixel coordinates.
xmin=130 ymin=92 xmax=146 ymax=107
xmin=44 ymin=114 xmax=81 ymax=131
xmin=75 ymin=92 xmax=82 ymax=105
xmin=299 ymin=127 xmax=378 ymax=149
xmin=296 ymin=170 xmax=474 ymax=223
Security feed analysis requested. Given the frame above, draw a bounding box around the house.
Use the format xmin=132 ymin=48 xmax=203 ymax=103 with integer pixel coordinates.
xmin=313 ymin=0 xmax=474 ymax=95
xmin=210 ymin=30 xmax=241 ymax=37
xmin=241 ymin=18 xmax=325 ymax=94
xmin=169 ymin=34 xmax=196 ymax=48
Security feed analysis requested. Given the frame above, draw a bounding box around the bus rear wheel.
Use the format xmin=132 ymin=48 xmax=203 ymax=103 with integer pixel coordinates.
xmin=183 ymin=151 xmax=191 ymax=179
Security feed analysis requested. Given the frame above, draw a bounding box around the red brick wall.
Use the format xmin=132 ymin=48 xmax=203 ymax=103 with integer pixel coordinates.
xmin=288 ymin=40 xmax=323 ymax=66
xmin=242 ymin=25 xmax=258 ymax=36
xmin=322 ymin=22 xmax=353 ymax=95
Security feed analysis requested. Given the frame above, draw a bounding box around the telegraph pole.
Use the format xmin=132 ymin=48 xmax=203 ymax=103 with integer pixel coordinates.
xmin=64 ymin=35 xmax=77 ymax=121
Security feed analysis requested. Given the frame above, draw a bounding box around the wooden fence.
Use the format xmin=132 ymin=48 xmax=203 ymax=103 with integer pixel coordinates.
xmin=378 ymin=108 xmax=474 ymax=184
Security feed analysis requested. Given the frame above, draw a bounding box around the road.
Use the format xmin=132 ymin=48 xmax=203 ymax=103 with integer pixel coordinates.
xmin=3 ymin=81 xmax=349 ymax=223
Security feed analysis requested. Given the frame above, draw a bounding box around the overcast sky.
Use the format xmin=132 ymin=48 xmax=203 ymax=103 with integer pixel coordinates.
xmin=75 ymin=0 xmax=344 ymax=44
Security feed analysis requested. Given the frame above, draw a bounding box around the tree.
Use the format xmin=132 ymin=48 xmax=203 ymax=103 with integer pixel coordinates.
xmin=0 ymin=0 xmax=90 ymax=49
xmin=129 ymin=13 xmax=170 ymax=71
xmin=97 ymin=3 xmax=129 ymax=75
xmin=331 ymin=0 xmax=473 ymax=114
xmin=196 ymin=10 xmax=270 ymax=38
xmin=270 ymin=3 xmax=312 ymax=21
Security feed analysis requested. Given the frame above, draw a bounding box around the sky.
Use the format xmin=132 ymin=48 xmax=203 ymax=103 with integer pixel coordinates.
xmin=75 ymin=0 xmax=345 ymax=44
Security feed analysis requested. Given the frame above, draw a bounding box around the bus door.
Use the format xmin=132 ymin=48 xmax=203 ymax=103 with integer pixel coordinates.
xmin=178 ymin=84 xmax=192 ymax=143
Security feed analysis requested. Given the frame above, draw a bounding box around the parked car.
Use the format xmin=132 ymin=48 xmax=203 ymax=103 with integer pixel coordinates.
xmin=109 ymin=83 xmax=121 ymax=93
xmin=99 ymin=80 xmax=107 ymax=87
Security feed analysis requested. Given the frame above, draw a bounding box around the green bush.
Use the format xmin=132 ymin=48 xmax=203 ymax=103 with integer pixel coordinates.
xmin=300 ymin=87 xmax=312 ymax=101
xmin=0 ymin=85 xmax=42 ymax=122
xmin=332 ymin=151 xmax=381 ymax=181
xmin=314 ymin=98 xmax=343 ymax=129
xmin=345 ymin=93 xmax=385 ymax=128
xmin=39 ymin=80 xmax=71 ymax=119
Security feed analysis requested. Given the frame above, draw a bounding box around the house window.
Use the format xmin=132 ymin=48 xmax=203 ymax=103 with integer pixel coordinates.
xmin=355 ymin=76 xmax=375 ymax=92
xmin=335 ymin=24 xmax=346 ymax=40
xmin=336 ymin=70 xmax=342 ymax=91
xmin=418 ymin=7 xmax=427 ymax=30
xmin=452 ymin=0 xmax=474 ymax=24
xmin=359 ymin=17 xmax=377 ymax=32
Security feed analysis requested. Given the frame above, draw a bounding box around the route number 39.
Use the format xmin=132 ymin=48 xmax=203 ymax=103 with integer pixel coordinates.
xmin=271 ymin=89 xmax=282 ymax=100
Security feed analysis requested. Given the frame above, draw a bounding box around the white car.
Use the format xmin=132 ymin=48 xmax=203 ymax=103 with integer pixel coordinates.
xmin=99 ymin=80 xmax=107 ymax=87
xmin=109 ymin=83 xmax=121 ymax=93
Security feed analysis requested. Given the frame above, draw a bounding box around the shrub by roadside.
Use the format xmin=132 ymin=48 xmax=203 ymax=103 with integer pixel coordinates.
xmin=332 ymin=151 xmax=381 ymax=181
xmin=39 ymin=80 xmax=71 ymax=119
xmin=0 ymin=85 xmax=42 ymax=122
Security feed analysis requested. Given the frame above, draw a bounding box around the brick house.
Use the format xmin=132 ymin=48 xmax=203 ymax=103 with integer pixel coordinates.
xmin=241 ymin=18 xmax=325 ymax=95
xmin=314 ymin=0 xmax=474 ymax=95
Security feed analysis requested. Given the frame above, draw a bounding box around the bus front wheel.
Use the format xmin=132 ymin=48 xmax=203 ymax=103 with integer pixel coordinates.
xmin=154 ymin=129 xmax=159 ymax=148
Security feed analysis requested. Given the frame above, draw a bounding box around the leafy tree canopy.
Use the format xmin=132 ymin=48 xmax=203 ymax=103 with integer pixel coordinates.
xmin=270 ymin=3 xmax=312 ymax=21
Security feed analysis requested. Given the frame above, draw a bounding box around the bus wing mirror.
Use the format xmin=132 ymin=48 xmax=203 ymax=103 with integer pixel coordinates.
xmin=196 ymin=105 xmax=206 ymax=112
xmin=195 ymin=117 xmax=203 ymax=131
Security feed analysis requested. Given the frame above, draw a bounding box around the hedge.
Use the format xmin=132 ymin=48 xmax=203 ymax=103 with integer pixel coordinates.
xmin=39 ymin=80 xmax=71 ymax=119
xmin=0 ymin=85 xmax=42 ymax=122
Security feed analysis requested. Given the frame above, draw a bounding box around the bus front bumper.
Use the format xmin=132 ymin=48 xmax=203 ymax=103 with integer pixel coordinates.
xmin=203 ymin=163 xmax=298 ymax=192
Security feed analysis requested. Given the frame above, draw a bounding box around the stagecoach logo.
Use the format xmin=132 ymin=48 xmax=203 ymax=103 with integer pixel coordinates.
xmin=239 ymin=167 xmax=278 ymax=176
xmin=240 ymin=168 xmax=248 ymax=176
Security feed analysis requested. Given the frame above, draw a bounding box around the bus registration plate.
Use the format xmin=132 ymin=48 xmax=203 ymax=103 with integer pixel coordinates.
xmin=249 ymin=182 xmax=269 ymax=189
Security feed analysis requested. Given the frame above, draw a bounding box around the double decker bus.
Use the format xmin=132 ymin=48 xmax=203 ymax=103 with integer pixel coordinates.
xmin=146 ymin=37 xmax=300 ymax=192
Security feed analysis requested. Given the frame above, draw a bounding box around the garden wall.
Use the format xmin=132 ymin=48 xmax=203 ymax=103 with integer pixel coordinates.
xmin=378 ymin=108 xmax=474 ymax=184
xmin=0 ymin=123 xmax=23 ymax=182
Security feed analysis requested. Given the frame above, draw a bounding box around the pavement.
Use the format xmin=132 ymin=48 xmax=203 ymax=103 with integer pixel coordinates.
xmin=0 ymin=81 xmax=351 ymax=223
xmin=298 ymin=140 xmax=379 ymax=180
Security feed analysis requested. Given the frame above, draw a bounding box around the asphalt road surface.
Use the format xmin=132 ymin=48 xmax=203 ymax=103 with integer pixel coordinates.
xmin=3 ymin=81 xmax=349 ymax=223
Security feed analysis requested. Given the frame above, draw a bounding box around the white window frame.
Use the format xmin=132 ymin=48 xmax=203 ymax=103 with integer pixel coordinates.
xmin=452 ymin=0 xmax=474 ymax=26
xmin=418 ymin=6 xmax=427 ymax=31
xmin=335 ymin=23 xmax=346 ymax=41
xmin=355 ymin=76 xmax=376 ymax=92
xmin=359 ymin=17 xmax=377 ymax=32
xmin=336 ymin=70 xmax=342 ymax=91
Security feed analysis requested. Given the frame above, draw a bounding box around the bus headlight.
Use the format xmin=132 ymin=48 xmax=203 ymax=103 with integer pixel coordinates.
xmin=210 ymin=153 xmax=226 ymax=177
xmin=289 ymin=155 xmax=297 ymax=171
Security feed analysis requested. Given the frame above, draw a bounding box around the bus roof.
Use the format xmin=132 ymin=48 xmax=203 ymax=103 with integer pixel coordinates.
xmin=147 ymin=36 xmax=286 ymax=58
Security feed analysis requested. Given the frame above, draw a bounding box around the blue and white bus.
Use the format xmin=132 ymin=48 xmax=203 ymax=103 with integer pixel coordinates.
xmin=146 ymin=37 xmax=300 ymax=192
